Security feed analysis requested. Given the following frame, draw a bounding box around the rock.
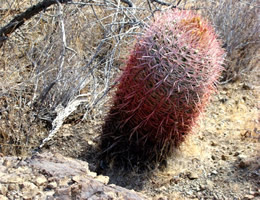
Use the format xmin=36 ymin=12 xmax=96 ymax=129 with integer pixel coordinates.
xmin=211 ymin=170 xmax=218 ymax=175
xmin=95 ymin=175 xmax=109 ymax=184
xmin=210 ymin=141 xmax=217 ymax=146
xmin=170 ymin=176 xmax=180 ymax=184
xmin=221 ymin=155 xmax=227 ymax=161
xmin=199 ymin=184 xmax=206 ymax=191
xmin=238 ymin=160 xmax=250 ymax=169
xmin=211 ymin=155 xmax=216 ymax=160
xmin=1 ymin=174 xmax=23 ymax=183
xmin=0 ymin=152 xmax=147 ymax=200
xmin=8 ymin=183 xmax=19 ymax=191
xmin=243 ymin=194 xmax=255 ymax=200
xmin=55 ymin=187 xmax=71 ymax=199
xmin=206 ymin=180 xmax=214 ymax=190
xmin=35 ymin=175 xmax=47 ymax=186
xmin=58 ymin=178 xmax=71 ymax=187
xmin=242 ymin=83 xmax=252 ymax=90
xmin=187 ymin=172 xmax=199 ymax=180
xmin=0 ymin=195 xmax=8 ymax=200
xmin=0 ymin=185 xmax=7 ymax=195
xmin=186 ymin=190 xmax=194 ymax=196
xmin=72 ymin=175 xmax=81 ymax=183
xmin=234 ymin=152 xmax=240 ymax=156
xmin=46 ymin=182 xmax=58 ymax=190
xmin=20 ymin=182 xmax=38 ymax=199
xmin=2 ymin=159 xmax=12 ymax=167
xmin=156 ymin=196 xmax=168 ymax=200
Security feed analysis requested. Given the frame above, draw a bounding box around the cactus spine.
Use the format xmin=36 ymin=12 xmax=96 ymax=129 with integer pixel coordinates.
xmin=101 ymin=9 xmax=225 ymax=166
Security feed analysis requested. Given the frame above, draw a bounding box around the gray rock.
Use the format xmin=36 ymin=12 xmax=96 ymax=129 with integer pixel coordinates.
xmin=0 ymin=153 xmax=147 ymax=200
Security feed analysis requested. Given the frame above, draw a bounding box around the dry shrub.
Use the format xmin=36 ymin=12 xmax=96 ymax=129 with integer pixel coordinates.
xmin=0 ymin=0 xmax=176 ymax=155
xmin=195 ymin=0 xmax=259 ymax=82
xmin=0 ymin=0 xmax=258 ymax=156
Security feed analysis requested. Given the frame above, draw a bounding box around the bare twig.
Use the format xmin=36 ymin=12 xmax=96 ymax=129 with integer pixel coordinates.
xmin=0 ymin=0 xmax=71 ymax=48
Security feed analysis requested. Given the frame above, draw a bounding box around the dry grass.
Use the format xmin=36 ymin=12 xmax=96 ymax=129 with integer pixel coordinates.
xmin=194 ymin=0 xmax=259 ymax=82
xmin=0 ymin=0 xmax=259 ymax=156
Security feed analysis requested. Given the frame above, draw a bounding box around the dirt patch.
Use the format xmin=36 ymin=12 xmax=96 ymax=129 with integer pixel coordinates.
xmin=30 ymin=73 xmax=259 ymax=199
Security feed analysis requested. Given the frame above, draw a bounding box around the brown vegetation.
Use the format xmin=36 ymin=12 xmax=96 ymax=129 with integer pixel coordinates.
xmin=0 ymin=0 xmax=259 ymax=199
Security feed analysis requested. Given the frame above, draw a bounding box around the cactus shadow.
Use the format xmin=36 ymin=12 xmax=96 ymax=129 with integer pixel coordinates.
xmin=78 ymin=142 xmax=170 ymax=191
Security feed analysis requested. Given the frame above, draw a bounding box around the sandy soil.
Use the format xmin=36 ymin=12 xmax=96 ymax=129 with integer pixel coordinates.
xmin=38 ymin=73 xmax=259 ymax=200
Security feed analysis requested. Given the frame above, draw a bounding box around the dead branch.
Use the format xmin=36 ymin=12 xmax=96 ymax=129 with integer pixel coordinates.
xmin=0 ymin=0 xmax=71 ymax=48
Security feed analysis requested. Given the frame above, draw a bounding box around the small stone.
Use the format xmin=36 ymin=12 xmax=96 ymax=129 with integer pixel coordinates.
xmin=221 ymin=155 xmax=227 ymax=161
xmin=211 ymin=170 xmax=218 ymax=175
xmin=195 ymin=185 xmax=200 ymax=191
xmin=186 ymin=190 xmax=194 ymax=196
xmin=55 ymin=187 xmax=71 ymax=196
xmin=211 ymin=155 xmax=216 ymax=160
xmin=35 ymin=175 xmax=47 ymax=186
xmin=72 ymin=175 xmax=81 ymax=183
xmin=234 ymin=152 xmax=240 ymax=156
xmin=95 ymin=175 xmax=109 ymax=184
xmin=238 ymin=154 xmax=247 ymax=160
xmin=0 ymin=185 xmax=7 ymax=195
xmin=206 ymin=180 xmax=214 ymax=190
xmin=199 ymin=184 xmax=206 ymax=191
xmin=239 ymin=160 xmax=250 ymax=169
xmin=88 ymin=171 xmax=97 ymax=177
xmin=187 ymin=172 xmax=199 ymax=180
xmin=243 ymin=194 xmax=255 ymax=200
xmin=159 ymin=186 xmax=166 ymax=191
xmin=0 ymin=195 xmax=8 ymax=200
xmin=46 ymin=182 xmax=57 ymax=190
xmin=8 ymin=184 xmax=19 ymax=191
xmin=43 ymin=190 xmax=55 ymax=198
xmin=2 ymin=159 xmax=12 ymax=167
xmin=156 ymin=196 xmax=167 ymax=200
xmin=20 ymin=182 xmax=38 ymax=199
xmin=170 ymin=177 xmax=180 ymax=184
xmin=242 ymin=83 xmax=252 ymax=90
xmin=58 ymin=178 xmax=70 ymax=186
xmin=210 ymin=141 xmax=217 ymax=146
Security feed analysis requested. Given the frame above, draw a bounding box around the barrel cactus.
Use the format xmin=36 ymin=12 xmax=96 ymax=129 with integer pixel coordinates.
xmin=100 ymin=9 xmax=224 ymax=167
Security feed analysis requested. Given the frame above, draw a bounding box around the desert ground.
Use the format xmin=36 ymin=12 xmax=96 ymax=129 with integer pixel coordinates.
xmin=0 ymin=0 xmax=259 ymax=199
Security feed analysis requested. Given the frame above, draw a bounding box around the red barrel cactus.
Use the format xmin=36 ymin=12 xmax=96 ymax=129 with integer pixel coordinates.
xmin=100 ymin=9 xmax=225 ymax=166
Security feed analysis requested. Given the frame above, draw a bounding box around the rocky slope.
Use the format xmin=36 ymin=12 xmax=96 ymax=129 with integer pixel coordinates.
xmin=0 ymin=152 xmax=146 ymax=200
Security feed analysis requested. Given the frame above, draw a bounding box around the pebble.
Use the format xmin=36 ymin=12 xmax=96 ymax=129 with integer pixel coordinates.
xmin=221 ymin=155 xmax=227 ymax=161
xmin=238 ymin=160 xmax=250 ymax=169
xmin=0 ymin=185 xmax=7 ymax=195
xmin=8 ymin=184 xmax=19 ymax=191
xmin=72 ymin=175 xmax=82 ymax=183
xmin=46 ymin=182 xmax=57 ymax=190
xmin=187 ymin=172 xmax=199 ymax=180
xmin=58 ymin=178 xmax=70 ymax=186
xmin=170 ymin=177 xmax=180 ymax=184
xmin=186 ymin=190 xmax=194 ymax=196
xmin=243 ymin=194 xmax=255 ymax=200
xmin=0 ymin=195 xmax=8 ymax=200
xmin=35 ymin=175 xmax=47 ymax=186
xmin=95 ymin=175 xmax=109 ymax=185
xmin=2 ymin=159 xmax=12 ymax=167
xmin=20 ymin=182 xmax=38 ymax=199
xmin=211 ymin=155 xmax=216 ymax=160
xmin=206 ymin=180 xmax=214 ymax=190
xmin=234 ymin=152 xmax=240 ymax=156
xmin=199 ymin=184 xmax=206 ymax=191
xmin=211 ymin=170 xmax=218 ymax=175
xmin=210 ymin=141 xmax=217 ymax=146
xmin=242 ymin=83 xmax=252 ymax=90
